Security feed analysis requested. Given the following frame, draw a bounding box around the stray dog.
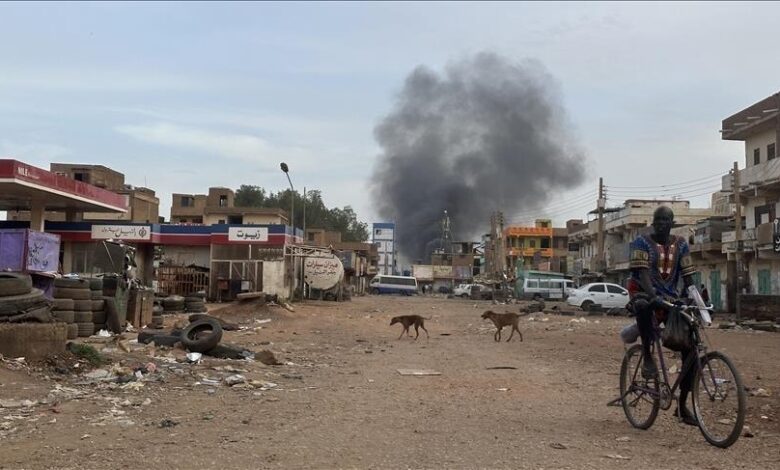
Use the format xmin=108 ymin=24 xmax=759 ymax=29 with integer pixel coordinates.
xmin=390 ymin=315 xmax=430 ymax=340
xmin=481 ymin=310 xmax=528 ymax=342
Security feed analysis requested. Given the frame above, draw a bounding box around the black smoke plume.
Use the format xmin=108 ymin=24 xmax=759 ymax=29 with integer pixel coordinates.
xmin=371 ymin=52 xmax=586 ymax=262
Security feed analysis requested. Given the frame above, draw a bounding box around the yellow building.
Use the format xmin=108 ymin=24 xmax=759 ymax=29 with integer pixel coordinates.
xmin=504 ymin=219 xmax=553 ymax=271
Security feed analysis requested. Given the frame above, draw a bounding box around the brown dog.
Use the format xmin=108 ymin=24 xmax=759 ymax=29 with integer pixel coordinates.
xmin=481 ymin=310 xmax=528 ymax=342
xmin=390 ymin=315 xmax=430 ymax=340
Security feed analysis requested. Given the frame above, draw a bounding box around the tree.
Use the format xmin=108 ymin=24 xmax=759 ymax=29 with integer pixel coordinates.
xmin=234 ymin=185 xmax=267 ymax=207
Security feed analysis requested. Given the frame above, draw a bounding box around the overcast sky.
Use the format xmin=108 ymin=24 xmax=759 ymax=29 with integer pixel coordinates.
xmin=1 ymin=2 xmax=777 ymax=228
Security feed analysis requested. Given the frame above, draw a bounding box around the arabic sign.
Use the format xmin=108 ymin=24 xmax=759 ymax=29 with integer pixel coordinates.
xmin=412 ymin=264 xmax=433 ymax=281
xmin=774 ymin=218 xmax=780 ymax=253
xmin=26 ymin=230 xmax=60 ymax=272
xmin=91 ymin=225 xmax=151 ymax=241
xmin=304 ymin=255 xmax=344 ymax=290
xmin=228 ymin=227 xmax=269 ymax=242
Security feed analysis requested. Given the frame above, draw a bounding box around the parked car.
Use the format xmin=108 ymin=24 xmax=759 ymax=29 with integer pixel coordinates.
xmin=518 ymin=277 xmax=575 ymax=300
xmin=453 ymin=283 xmax=474 ymax=298
xmin=566 ymin=283 xmax=629 ymax=310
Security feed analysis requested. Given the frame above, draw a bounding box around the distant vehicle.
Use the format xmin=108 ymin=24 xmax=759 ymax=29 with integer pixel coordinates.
xmin=566 ymin=282 xmax=629 ymax=310
xmin=370 ymin=275 xmax=418 ymax=295
xmin=454 ymin=283 xmax=493 ymax=300
xmin=515 ymin=271 xmax=574 ymax=300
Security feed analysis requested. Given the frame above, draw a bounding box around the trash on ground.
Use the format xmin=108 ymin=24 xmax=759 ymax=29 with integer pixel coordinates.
xmin=397 ymin=369 xmax=442 ymax=376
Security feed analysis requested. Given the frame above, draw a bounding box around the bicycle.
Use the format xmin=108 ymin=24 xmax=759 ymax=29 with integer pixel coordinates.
xmin=613 ymin=299 xmax=747 ymax=448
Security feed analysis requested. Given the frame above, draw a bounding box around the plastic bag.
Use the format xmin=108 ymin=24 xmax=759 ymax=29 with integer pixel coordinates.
xmin=662 ymin=308 xmax=692 ymax=351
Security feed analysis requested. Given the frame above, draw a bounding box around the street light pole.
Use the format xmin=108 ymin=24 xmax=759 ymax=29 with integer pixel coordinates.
xmin=280 ymin=163 xmax=295 ymax=239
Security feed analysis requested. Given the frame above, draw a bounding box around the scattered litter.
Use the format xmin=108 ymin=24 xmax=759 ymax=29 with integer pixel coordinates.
xmin=486 ymin=366 xmax=517 ymax=370
xmin=281 ymin=373 xmax=303 ymax=380
xmin=549 ymin=442 xmax=567 ymax=450
xmin=616 ymin=436 xmax=631 ymax=442
xmin=496 ymin=388 xmax=510 ymax=392
xmin=159 ymin=418 xmax=179 ymax=428
xmin=96 ymin=329 xmax=111 ymax=337
xmin=142 ymin=398 xmax=152 ymax=406
xmin=224 ymin=375 xmax=247 ymax=386
xmin=604 ymin=454 xmax=631 ymax=460
xmin=186 ymin=352 xmax=203 ymax=363
xmin=397 ymin=369 xmax=442 ymax=376
xmin=440 ymin=333 xmax=451 ymax=336
xmin=256 ymin=319 xmax=272 ymax=324
xmin=749 ymin=388 xmax=772 ymax=398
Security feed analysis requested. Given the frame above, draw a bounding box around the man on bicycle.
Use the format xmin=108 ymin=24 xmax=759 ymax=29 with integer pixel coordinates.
xmin=627 ymin=206 xmax=698 ymax=425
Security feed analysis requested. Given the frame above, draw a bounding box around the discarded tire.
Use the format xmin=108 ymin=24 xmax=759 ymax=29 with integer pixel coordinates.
xmin=91 ymin=299 xmax=105 ymax=311
xmin=162 ymin=296 xmax=185 ymax=312
xmin=53 ymin=287 xmax=91 ymax=300
xmin=53 ymin=310 xmax=75 ymax=323
xmin=77 ymin=322 xmax=94 ymax=337
xmin=0 ymin=323 xmax=67 ymax=359
xmin=87 ymin=278 xmax=103 ymax=291
xmin=0 ymin=273 xmax=33 ymax=297
xmin=180 ymin=318 xmax=223 ymax=353
xmin=188 ymin=313 xmax=239 ymax=331
xmin=152 ymin=304 xmax=164 ymax=316
xmin=74 ymin=311 xmax=93 ymax=323
xmin=90 ymin=290 xmax=103 ymax=300
xmin=0 ymin=289 xmax=47 ymax=316
xmin=52 ymin=298 xmax=75 ymax=311
xmin=137 ymin=330 xmax=181 ymax=347
xmin=73 ymin=299 xmax=92 ymax=311
xmin=54 ymin=278 xmax=90 ymax=289
xmin=185 ymin=301 xmax=206 ymax=313
xmin=92 ymin=310 xmax=107 ymax=324
xmin=66 ymin=323 xmax=78 ymax=339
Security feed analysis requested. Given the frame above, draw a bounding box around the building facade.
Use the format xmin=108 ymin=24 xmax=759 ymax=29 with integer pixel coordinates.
xmin=721 ymin=91 xmax=780 ymax=296
xmin=170 ymin=187 xmax=287 ymax=225
xmin=372 ymin=222 xmax=396 ymax=275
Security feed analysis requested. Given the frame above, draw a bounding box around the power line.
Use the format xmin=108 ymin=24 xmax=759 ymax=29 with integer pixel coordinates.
xmin=606 ymin=172 xmax=726 ymax=189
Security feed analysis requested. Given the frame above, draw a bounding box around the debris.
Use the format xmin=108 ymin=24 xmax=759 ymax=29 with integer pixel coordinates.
xmin=142 ymin=398 xmax=152 ymax=406
xmin=159 ymin=419 xmax=179 ymax=428
xmin=604 ymin=454 xmax=631 ymax=460
xmin=186 ymin=352 xmax=203 ymax=363
xmin=397 ymin=369 xmax=442 ymax=376
xmin=224 ymin=374 xmax=247 ymax=386
xmin=67 ymin=343 xmax=107 ymax=367
xmin=749 ymin=388 xmax=772 ymax=398
xmin=281 ymin=302 xmax=295 ymax=312
xmin=496 ymin=388 xmax=510 ymax=392
xmin=743 ymin=426 xmax=755 ymax=438
xmin=486 ymin=366 xmax=517 ymax=370
xmin=717 ymin=418 xmax=733 ymax=425
xmin=0 ymin=399 xmax=35 ymax=409
xmin=96 ymin=329 xmax=111 ymax=337
xmin=281 ymin=373 xmax=303 ymax=380
xmin=256 ymin=319 xmax=272 ymax=324
xmin=549 ymin=442 xmax=567 ymax=450
xmin=615 ymin=436 xmax=631 ymax=442
xmin=255 ymin=349 xmax=282 ymax=366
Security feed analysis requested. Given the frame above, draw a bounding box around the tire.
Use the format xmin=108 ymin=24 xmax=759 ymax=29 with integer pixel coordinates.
xmin=371 ymin=288 xmax=380 ymax=295
xmin=0 ymin=289 xmax=47 ymax=316
xmin=137 ymin=331 xmax=181 ymax=347
xmin=67 ymin=323 xmax=78 ymax=339
xmin=53 ymin=287 xmax=91 ymax=300
xmin=74 ymin=311 xmax=92 ymax=323
xmin=533 ymin=293 xmax=543 ymax=301
xmin=180 ymin=318 xmax=223 ymax=353
xmin=693 ymin=351 xmax=747 ymax=448
xmin=152 ymin=304 xmax=164 ymax=315
xmin=72 ymin=299 xmax=92 ymax=311
xmin=88 ymin=278 xmax=103 ymax=291
xmin=460 ymin=294 xmax=469 ymax=299
xmin=151 ymin=317 xmax=164 ymax=329
xmin=77 ymin=322 xmax=94 ymax=337
xmin=184 ymin=296 xmax=202 ymax=303
xmin=580 ymin=300 xmax=594 ymax=312
xmin=91 ymin=300 xmax=105 ymax=311
xmin=54 ymin=278 xmax=90 ymax=289
xmin=0 ymin=273 xmax=32 ymax=297
xmin=91 ymin=290 xmax=103 ymax=300
xmin=92 ymin=310 xmax=107 ymax=324
xmin=619 ymin=344 xmax=660 ymax=430
xmin=53 ymin=310 xmax=75 ymax=324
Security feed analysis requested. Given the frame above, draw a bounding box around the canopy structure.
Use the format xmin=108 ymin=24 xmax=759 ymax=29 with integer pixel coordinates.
xmin=0 ymin=159 xmax=127 ymax=230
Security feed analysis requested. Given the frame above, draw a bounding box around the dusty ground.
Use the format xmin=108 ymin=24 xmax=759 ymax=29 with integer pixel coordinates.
xmin=1 ymin=295 xmax=778 ymax=469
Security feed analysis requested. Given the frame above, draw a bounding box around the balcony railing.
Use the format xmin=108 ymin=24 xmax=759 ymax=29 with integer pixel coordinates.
xmin=507 ymin=247 xmax=553 ymax=258
xmin=722 ymin=160 xmax=780 ymax=192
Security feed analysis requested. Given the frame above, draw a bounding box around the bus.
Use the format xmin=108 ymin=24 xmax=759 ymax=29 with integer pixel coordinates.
xmin=515 ymin=270 xmax=574 ymax=300
xmin=369 ymin=275 xmax=418 ymax=295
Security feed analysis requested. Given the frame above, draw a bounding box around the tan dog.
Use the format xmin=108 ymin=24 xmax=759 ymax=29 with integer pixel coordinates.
xmin=481 ymin=310 xmax=528 ymax=342
xmin=390 ymin=315 xmax=430 ymax=340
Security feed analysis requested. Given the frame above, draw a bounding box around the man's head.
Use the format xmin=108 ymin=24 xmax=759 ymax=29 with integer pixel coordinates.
xmin=652 ymin=206 xmax=674 ymax=238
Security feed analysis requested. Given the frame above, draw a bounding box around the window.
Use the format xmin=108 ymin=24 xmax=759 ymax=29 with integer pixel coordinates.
xmin=538 ymin=280 xmax=550 ymax=289
xmin=73 ymin=172 xmax=88 ymax=182
xmin=218 ymin=195 xmax=228 ymax=207
xmin=181 ymin=196 xmax=194 ymax=207
xmin=607 ymin=285 xmax=625 ymax=294
xmin=754 ymin=148 xmax=760 ymax=165
xmin=541 ymin=238 xmax=550 ymax=249
xmin=218 ymin=219 xmax=226 ymax=224
xmin=768 ymin=143 xmax=776 ymax=161
xmin=588 ymin=284 xmax=605 ymax=292
xmin=527 ymin=280 xmax=538 ymax=288
xmin=529 ymin=239 xmax=536 ymax=248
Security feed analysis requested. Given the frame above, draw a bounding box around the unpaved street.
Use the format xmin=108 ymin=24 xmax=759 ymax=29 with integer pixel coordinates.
xmin=1 ymin=295 xmax=779 ymax=469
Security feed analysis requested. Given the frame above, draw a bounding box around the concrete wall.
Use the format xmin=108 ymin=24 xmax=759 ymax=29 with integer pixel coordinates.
xmin=202 ymin=213 xmax=284 ymax=225
xmin=262 ymin=260 xmax=287 ymax=298
xmin=744 ymin=128 xmax=777 ymax=168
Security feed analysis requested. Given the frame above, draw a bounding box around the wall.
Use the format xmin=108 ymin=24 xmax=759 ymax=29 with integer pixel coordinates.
xmin=749 ymin=259 xmax=780 ymax=295
xmin=262 ymin=260 xmax=287 ymax=298
xmin=744 ymin=128 xmax=777 ymax=168
xmin=203 ymin=213 xmax=284 ymax=225
xmin=207 ymin=188 xmax=234 ymax=208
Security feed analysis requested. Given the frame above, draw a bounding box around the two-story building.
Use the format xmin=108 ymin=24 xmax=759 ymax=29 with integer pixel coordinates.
xmin=504 ymin=219 xmax=554 ymax=272
xmin=721 ymin=91 xmax=780 ymax=295
xmin=170 ymin=187 xmax=287 ymax=225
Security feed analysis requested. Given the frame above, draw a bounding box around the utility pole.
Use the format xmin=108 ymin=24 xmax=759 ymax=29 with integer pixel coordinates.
xmin=596 ymin=177 xmax=606 ymax=273
xmin=496 ymin=211 xmax=506 ymax=275
xmin=733 ymin=161 xmax=742 ymax=316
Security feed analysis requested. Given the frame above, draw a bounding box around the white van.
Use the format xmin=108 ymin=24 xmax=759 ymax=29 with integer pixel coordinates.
xmin=369 ymin=275 xmax=418 ymax=296
xmin=520 ymin=277 xmax=574 ymax=300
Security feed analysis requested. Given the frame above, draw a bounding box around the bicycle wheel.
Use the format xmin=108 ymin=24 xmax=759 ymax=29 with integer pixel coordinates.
xmin=693 ymin=351 xmax=746 ymax=448
xmin=619 ymin=344 xmax=660 ymax=429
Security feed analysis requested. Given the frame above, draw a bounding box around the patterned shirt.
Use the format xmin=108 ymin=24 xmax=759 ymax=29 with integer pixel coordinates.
xmin=629 ymin=234 xmax=696 ymax=298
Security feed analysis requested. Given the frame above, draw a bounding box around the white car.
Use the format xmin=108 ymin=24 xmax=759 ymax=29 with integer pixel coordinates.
xmin=566 ymin=283 xmax=629 ymax=310
xmin=453 ymin=284 xmax=473 ymax=298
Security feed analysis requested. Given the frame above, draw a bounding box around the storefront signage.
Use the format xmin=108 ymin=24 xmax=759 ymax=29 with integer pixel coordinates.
xmin=91 ymin=225 xmax=151 ymax=241
xmin=228 ymin=227 xmax=268 ymax=242
xmin=304 ymin=255 xmax=344 ymax=290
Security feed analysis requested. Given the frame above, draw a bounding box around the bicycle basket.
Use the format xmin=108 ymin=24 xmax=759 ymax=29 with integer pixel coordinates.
xmin=661 ymin=308 xmax=692 ymax=351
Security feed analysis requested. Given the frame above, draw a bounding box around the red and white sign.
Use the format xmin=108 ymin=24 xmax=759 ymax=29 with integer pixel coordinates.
xmin=228 ymin=227 xmax=268 ymax=242
xmin=91 ymin=225 xmax=151 ymax=241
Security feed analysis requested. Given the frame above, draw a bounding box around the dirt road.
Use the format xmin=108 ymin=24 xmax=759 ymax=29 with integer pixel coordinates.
xmin=1 ymin=295 xmax=778 ymax=469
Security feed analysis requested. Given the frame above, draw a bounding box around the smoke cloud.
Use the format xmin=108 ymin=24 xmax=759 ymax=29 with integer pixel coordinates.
xmin=371 ymin=52 xmax=586 ymax=262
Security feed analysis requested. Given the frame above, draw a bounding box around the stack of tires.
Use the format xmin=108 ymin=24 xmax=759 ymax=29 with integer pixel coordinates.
xmin=51 ymin=297 xmax=77 ymax=339
xmin=184 ymin=293 xmax=207 ymax=313
xmin=53 ymin=278 xmax=94 ymax=338
xmin=88 ymin=278 xmax=106 ymax=333
xmin=162 ymin=295 xmax=185 ymax=314
xmin=0 ymin=273 xmax=52 ymax=323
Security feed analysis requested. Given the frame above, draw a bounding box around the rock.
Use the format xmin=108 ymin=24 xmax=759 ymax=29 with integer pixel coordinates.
xmin=256 ymin=349 xmax=282 ymax=366
xmin=224 ymin=374 xmax=247 ymax=386
xmin=281 ymin=373 xmax=303 ymax=380
xmin=615 ymin=436 xmax=631 ymax=442
xmin=742 ymin=426 xmax=755 ymax=438
xmin=159 ymin=418 xmax=179 ymax=428
xmin=142 ymin=398 xmax=152 ymax=406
